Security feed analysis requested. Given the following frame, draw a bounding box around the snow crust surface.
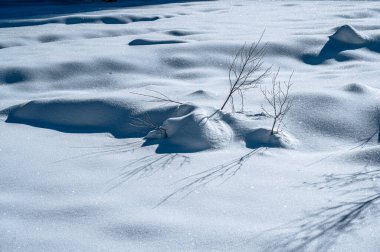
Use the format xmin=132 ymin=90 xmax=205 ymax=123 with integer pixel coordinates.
xmin=1 ymin=1 xmax=380 ymax=251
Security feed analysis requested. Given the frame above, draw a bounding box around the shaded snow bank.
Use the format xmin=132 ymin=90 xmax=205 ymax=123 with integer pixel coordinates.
xmin=4 ymin=99 xmax=295 ymax=152
xmin=303 ymin=24 xmax=380 ymax=65
xmin=4 ymin=98 xmax=179 ymax=138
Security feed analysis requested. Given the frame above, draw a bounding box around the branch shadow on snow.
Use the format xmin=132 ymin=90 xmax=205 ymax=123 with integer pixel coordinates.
xmin=4 ymin=99 xmax=277 ymax=205
xmin=261 ymin=163 xmax=380 ymax=252
xmin=107 ymin=153 xmax=190 ymax=191
xmin=157 ymin=148 xmax=266 ymax=206
xmin=52 ymin=139 xmax=145 ymax=164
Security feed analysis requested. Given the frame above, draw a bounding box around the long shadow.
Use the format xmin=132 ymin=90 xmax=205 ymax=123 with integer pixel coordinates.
xmin=157 ymin=148 xmax=266 ymax=206
xmin=0 ymin=0 xmax=213 ymax=20
xmin=108 ymin=153 xmax=190 ymax=191
xmin=53 ymin=139 xmax=145 ymax=164
xmin=264 ymin=193 xmax=380 ymax=252
xmin=143 ymin=139 xmax=206 ymax=154
xmin=263 ymin=163 xmax=380 ymax=252
xmin=49 ymin=133 xmax=192 ymax=193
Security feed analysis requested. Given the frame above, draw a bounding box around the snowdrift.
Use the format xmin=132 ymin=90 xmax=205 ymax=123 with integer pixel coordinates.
xmin=145 ymin=105 xmax=234 ymax=152
xmin=337 ymin=145 xmax=380 ymax=165
xmin=4 ymin=98 xmax=179 ymax=138
xmin=4 ymin=99 xmax=294 ymax=152
xmin=329 ymin=25 xmax=368 ymax=45
xmin=3 ymin=1 xmax=380 ymax=251
xmin=285 ymin=84 xmax=380 ymax=148
xmin=303 ymin=25 xmax=380 ymax=65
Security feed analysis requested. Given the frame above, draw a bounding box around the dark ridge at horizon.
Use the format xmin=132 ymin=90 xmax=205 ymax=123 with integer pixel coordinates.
xmin=0 ymin=0 xmax=214 ymax=20
xmin=0 ymin=0 xmax=213 ymax=7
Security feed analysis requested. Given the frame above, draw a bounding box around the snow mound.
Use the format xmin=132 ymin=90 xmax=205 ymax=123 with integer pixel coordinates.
xmin=5 ymin=98 xmax=295 ymax=153
xmin=343 ymin=83 xmax=370 ymax=94
xmin=286 ymin=90 xmax=380 ymax=148
xmin=146 ymin=105 xmax=296 ymax=152
xmin=4 ymin=98 xmax=179 ymax=138
xmin=162 ymin=108 xmax=233 ymax=151
xmin=338 ymin=146 xmax=380 ymax=165
xmin=302 ymin=25 xmax=376 ymax=65
xmin=185 ymin=90 xmax=214 ymax=98
xmin=146 ymin=106 xmax=233 ymax=152
xmin=329 ymin=25 xmax=368 ymax=45
xmin=244 ymin=128 xmax=295 ymax=149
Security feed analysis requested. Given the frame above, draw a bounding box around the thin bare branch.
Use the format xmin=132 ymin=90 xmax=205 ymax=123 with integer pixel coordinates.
xmin=261 ymin=68 xmax=294 ymax=135
xmin=130 ymin=90 xmax=184 ymax=105
xmin=219 ymin=31 xmax=271 ymax=113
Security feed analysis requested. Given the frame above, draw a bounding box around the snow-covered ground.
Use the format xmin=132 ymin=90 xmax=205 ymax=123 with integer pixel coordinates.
xmin=1 ymin=1 xmax=380 ymax=251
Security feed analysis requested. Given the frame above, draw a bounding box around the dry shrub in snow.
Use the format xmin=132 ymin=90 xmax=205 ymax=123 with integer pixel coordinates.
xmin=261 ymin=68 xmax=294 ymax=135
xmin=221 ymin=33 xmax=271 ymax=112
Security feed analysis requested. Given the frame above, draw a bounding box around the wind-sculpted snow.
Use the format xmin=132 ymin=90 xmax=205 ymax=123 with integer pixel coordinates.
xmin=0 ymin=59 xmax=137 ymax=88
xmin=329 ymin=25 xmax=368 ymax=45
xmin=286 ymin=86 xmax=380 ymax=148
xmin=4 ymin=98 xmax=181 ymax=138
xmin=129 ymin=39 xmax=186 ymax=46
xmin=5 ymin=100 xmax=293 ymax=152
xmin=2 ymin=1 xmax=380 ymax=252
xmin=302 ymin=25 xmax=380 ymax=65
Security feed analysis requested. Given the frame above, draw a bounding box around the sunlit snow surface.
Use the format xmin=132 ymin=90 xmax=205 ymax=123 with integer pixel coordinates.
xmin=1 ymin=1 xmax=380 ymax=251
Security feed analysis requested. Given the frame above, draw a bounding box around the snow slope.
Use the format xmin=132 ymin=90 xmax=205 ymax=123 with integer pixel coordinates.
xmin=1 ymin=1 xmax=380 ymax=251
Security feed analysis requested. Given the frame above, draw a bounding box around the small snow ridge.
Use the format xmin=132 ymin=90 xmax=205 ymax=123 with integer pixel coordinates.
xmin=343 ymin=83 xmax=369 ymax=94
xmin=329 ymin=25 xmax=368 ymax=45
xmin=302 ymin=25 xmax=376 ymax=65
xmin=338 ymin=146 xmax=380 ymax=165
xmin=0 ymin=67 xmax=32 ymax=84
xmin=185 ymin=90 xmax=214 ymax=98
xmin=165 ymin=30 xmax=197 ymax=37
xmin=0 ymin=14 xmax=160 ymax=28
xmin=129 ymin=39 xmax=185 ymax=46
xmin=244 ymin=128 xmax=295 ymax=149
xmin=4 ymin=98 xmax=179 ymax=138
xmin=37 ymin=34 xmax=66 ymax=43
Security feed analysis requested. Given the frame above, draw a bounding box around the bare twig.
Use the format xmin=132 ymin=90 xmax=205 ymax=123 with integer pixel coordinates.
xmin=350 ymin=128 xmax=380 ymax=150
xmin=261 ymin=68 xmax=294 ymax=135
xmin=129 ymin=113 xmax=167 ymax=138
xmin=130 ymin=89 xmax=184 ymax=105
xmin=220 ymin=31 xmax=271 ymax=112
